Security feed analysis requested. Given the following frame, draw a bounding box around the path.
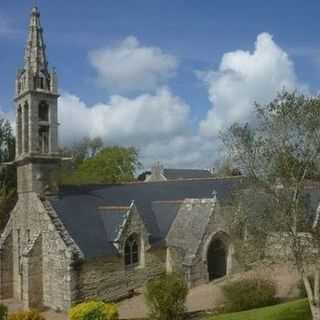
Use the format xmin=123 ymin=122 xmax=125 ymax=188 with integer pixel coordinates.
xmin=1 ymin=264 xmax=299 ymax=319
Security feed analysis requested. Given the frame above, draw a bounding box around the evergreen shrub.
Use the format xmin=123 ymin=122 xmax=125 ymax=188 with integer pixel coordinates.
xmin=68 ymin=301 xmax=118 ymax=320
xmin=144 ymin=273 xmax=188 ymax=320
xmin=222 ymin=277 xmax=278 ymax=312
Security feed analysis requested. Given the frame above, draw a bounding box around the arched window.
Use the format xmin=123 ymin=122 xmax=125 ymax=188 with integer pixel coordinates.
xmin=124 ymin=234 xmax=139 ymax=266
xmin=23 ymin=102 xmax=29 ymax=153
xmin=39 ymin=101 xmax=49 ymax=121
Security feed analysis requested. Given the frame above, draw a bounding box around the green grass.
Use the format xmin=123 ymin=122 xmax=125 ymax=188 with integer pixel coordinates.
xmin=205 ymin=299 xmax=311 ymax=320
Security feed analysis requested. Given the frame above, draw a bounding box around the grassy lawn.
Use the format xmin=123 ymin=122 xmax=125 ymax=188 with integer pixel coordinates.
xmin=205 ymin=299 xmax=311 ymax=320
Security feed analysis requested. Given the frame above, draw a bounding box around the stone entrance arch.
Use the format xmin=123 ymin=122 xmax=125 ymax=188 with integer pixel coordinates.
xmin=207 ymin=238 xmax=227 ymax=281
xmin=204 ymin=231 xmax=232 ymax=281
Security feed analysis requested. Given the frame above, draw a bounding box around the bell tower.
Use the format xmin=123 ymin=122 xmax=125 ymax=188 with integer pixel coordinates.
xmin=15 ymin=6 xmax=60 ymax=195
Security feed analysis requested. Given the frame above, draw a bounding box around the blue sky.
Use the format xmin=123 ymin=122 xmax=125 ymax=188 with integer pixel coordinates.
xmin=1 ymin=1 xmax=320 ymax=168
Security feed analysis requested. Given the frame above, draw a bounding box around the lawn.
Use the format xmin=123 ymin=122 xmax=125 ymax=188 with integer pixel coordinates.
xmin=205 ymin=299 xmax=311 ymax=320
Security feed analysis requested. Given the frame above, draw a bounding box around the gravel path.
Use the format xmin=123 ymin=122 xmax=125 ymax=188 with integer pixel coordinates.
xmin=1 ymin=264 xmax=299 ymax=320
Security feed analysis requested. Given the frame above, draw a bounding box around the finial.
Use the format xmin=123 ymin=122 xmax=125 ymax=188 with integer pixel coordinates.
xmin=32 ymin=1 xmax=39 ymax=14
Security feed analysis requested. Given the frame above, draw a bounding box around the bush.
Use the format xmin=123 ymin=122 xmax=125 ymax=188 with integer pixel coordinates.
xmin=68 ymin=301 xmax=118 ymax=320
xmin=0 ymin=304 xmax=7 ymax=320
xmin=144 ymin=273 xmax=188 ymax=320
xmin=222 ymin=277 xmax=278 ymax=312
xmin=8 ymin=310 xmax=44 ymax=320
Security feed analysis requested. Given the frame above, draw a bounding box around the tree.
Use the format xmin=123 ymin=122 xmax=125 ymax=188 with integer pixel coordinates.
xmin=221 ymin=91 xmax=320 ymax=319
xmin=60 ymin=146 xmax=140 ymax=185
xmin=0 ymin=118 xmax=16 ymax=230
xmin=144 ymin=273 xmax=188 ymax=320
xmin=65 ymin=136 xmax=104 ymax=167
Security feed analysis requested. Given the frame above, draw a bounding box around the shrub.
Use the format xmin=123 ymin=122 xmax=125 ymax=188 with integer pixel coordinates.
xmin=222 ymin=277 xmax=278 ymax=312
xmin=8 ymin=310 xmax=45 ymax=320
xmin=68 ymin=301 xmax=118 ymax=320
xmin=0 ymin=304 xmax=7 ymax=320
xmin=144 ymin=273 xmax=188 ymax=320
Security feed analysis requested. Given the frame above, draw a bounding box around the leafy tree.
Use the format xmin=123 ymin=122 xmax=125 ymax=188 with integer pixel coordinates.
xmin=0 ymin=118 xmax=16 ymax=230
xmin=145 ymin=273 xmax=188 ymax=320
xmin=61 ymin=136 xmax=104 ymax=168
xmin=221 ymin=91 xmax=320 ymax=320
xmin=60 ymin=146 xmax=140 ymax=185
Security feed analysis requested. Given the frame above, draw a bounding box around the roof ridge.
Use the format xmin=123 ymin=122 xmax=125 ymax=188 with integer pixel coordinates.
xmin=60 ymin=175 xmax=244 ymax=189
xmin=97 ymin=206 xmax=130 ymax=210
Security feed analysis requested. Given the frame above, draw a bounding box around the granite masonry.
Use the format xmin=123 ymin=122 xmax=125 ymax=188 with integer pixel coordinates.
xmin=0 ymin=6 xmax=242 ymax=311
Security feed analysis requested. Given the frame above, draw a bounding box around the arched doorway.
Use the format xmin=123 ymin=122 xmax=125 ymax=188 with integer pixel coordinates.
xmin=207 ymin=238 xmax=227 ymax=281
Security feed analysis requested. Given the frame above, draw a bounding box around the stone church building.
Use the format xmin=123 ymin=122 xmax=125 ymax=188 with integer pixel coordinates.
xmin=0 ymin=7 xmax=244 ymax=311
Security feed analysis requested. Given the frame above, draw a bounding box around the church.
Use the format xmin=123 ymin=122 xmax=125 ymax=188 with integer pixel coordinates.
xmin=0 ymin=6 xmax=244 ymax=311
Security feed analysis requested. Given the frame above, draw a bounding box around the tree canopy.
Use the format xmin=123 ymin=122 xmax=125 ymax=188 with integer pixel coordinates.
xmin=0 ymin=118 xmax=16 ymax=230
xmin=221 ymin=91 xmax=320 ymax=320
xmin=59 ymin=143 xmax=140 ymax=185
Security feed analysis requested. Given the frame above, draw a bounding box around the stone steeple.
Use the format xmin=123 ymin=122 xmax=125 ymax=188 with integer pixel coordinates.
xmin=15 ymin=6 xmax=60 ymax=195
xmin=24 ymin=6 xmax=48 ymax=75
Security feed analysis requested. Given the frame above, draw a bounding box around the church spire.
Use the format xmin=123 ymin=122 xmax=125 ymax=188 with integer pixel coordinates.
xmin=15 ymin=6 xmax=60 ymax=195
xmin=16 ymin=6 xmax=57 ymax=97
xmin=24 ymin=6 xmax=48 ymax=74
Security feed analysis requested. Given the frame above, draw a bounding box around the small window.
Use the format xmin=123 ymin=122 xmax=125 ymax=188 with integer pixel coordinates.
xmin=26 ymin=229 xmax=31 ymax=243
xmin=39 ymin=101 xmax=49 ymax=121
xmin=124 ymin=234 xmax=139 ymax=266
xmin=40 ymin=77 xmax=44 ymax=89
xmin=39 ymin=125 xmax=49 ymax=153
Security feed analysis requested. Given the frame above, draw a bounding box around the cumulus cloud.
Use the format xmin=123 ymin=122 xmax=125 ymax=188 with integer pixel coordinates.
xmin=59 ymin=87 xmax=190 ymax=146
xmin=89 ymin=36 xmax=178 ymax=93
xmin=199 ymin=33 xmax=301 ymax=137
xmin=58 ymin=89 xmax=219 ymax=168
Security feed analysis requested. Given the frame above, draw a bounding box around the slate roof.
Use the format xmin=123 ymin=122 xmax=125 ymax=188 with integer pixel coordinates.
xmin=167 ymin=199 xmax=216 ymax=265
xmin=163 ymin=168 xmax=213 ymax=180
xmin=49 ymin=177 xmax=242 ymax=259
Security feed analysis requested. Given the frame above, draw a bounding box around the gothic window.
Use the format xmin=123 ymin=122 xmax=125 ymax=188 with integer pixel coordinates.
xmin=17 ymin=106 xmax=22 ymax=155
xmin=26 ymin=229 xmax=31 ymax=243
xmin=124 ymin=234 xmax=139 ymax=266
xmin=39 ymin=125 xmax=49 ymax=153
xmin=23 ymin=102 xmax=29 ymax=153
xmin=39 ymin=101 xmax=49 ymax=121
xmin=40 ymin=77 xmax=44 ymax=89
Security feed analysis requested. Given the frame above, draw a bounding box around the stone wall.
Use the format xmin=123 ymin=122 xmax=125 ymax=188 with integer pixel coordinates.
xmin=167 ymin=201 xmax=241 ymax=288
xmin=24 ymin=235 xmax=43 ymax=308
xmin=7 ymin=193 xmax=75 ymax=311
xmin=77 ymin=248 xmax=166 ymax=302
xmin=77 ymin=204 xmax=166 ymax=303
xmin=0 ymin=232 xmax=14 ymax=299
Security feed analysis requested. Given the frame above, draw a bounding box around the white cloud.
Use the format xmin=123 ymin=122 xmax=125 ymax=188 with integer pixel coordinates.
xmin=58 ymin=89 xmax=219 ymax=169
xmin=199 ymin=32 xmax=301 ymax=137
xmin=59 ymin=87 xmax=190 ymax=146
xmin=89 ymin=36 xmax=178 ymax=93
xmin=141 ymin=134 xmax=218 ymax=169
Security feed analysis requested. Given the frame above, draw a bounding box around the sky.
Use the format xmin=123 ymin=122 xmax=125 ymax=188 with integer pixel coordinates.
xmin=1 ymin=1 xmax=320 ymax=170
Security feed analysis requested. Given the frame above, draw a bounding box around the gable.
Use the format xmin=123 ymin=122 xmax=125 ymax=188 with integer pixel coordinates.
xmin=49 ymin=177 xmax=242 ymax=259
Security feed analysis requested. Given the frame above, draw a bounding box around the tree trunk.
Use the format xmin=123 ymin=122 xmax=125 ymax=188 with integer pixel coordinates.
xmin=303 ymin=273 xmax=320 ymax=320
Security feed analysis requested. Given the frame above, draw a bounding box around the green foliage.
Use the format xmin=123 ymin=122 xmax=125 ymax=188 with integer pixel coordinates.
xmin=60 ymin=145 xmax=140 ymax=185
xmin=144 ymin=273 xmax=188 ymax=320
xmin=0 ymin=119 xmax=15 ymax=163
xmin=205 ymin=299 xmax=311 ymax=320
xmin=8 ymin=310 xmax=45 ymax=320
xmin=68 ymin=301 xmax=118 ymax=320
xmin=222 ymin=277 xmax=278 ymax=313
xmin=0 ymin=304 xmax=8 ymax=320
xmin=0 ymin=118 xmax=16 ymax=231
